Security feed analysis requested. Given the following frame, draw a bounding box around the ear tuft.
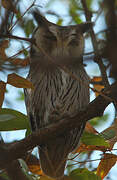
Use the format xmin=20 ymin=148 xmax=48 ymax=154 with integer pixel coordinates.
xmin=32 ymin=8 xmax=47 ymax=26
xmin=79 ymin=22 xmax=94 ymax=33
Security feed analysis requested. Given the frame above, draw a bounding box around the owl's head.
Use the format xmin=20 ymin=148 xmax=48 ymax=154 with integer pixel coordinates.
xmin=31 ymin=10 xmax=93 ymax=64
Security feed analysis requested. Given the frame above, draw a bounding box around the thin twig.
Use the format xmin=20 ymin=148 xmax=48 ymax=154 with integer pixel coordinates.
xmin=0 ymin=34 xmax=34 ymax=43
xmin=84 ymin=51 xmax=94 ymax=55
xmin=9 ymin=0 xmax=36 ymax=32
xmin=67 ymin=158 xmax=101 ymax=167
xmin=5 ymin=46 xmax=30 ymax=61
xmin=68 ymin=153 xmax=81 ymax=161
xmin=81 ymin=0 xmax=110 ymax=88
xmin=94 ymin=7 xmax=103 ymax=23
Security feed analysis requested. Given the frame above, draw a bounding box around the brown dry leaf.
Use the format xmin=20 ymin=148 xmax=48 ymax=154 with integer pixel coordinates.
xmin=0 ymin=40 xmax=9 ymax=48
xmin=7 ymin=73 xmax=34 ymax=89
xmin=74 ymin=143 xmax=108 ymax=154
xmin=21 ymin=57 xmax=30 ymax=66
xmin=11 ymin=57 xmax=30 ymax=66
xmin=25 ymin=154 xmax=71 ymax=179
xmin=2 ymin=0 xmax=18 ymax=13
xmin=101 ymin=120 xmax=117 ymax=149
xmin=74 ymin=124 xmax=109 ymax=153
xmin=24 ymin=153 xmax=43 ymax=176
xmin=0 ymin=81 xmax=6 ymax=108
xmin=85 ymin=122 xmax=98 ymax=134
xmin=97 ymin=153 xmax=117 ymax=179
xmin=92 ymin=76 xmax=104 ymax=97
xmin=0 ymin=40 xmax=9 ymax=60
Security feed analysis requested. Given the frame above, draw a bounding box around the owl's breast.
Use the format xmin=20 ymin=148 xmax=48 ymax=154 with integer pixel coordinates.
xmin=28 ymin=64 xmax=89 ymax=128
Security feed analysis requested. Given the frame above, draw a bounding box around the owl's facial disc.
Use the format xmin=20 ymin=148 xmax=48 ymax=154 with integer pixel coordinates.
xmin=31 ymin=9 xmax=93 ymax=66
xmin=33 ymin=23 xmax=84 ymax=62
xmin=49 ymin=25 xmax=78 ymax=45
xmin=46 ymin=25 xmax=84 ymax=58
xmin=32 ymin=15 xmax=93 ymax=62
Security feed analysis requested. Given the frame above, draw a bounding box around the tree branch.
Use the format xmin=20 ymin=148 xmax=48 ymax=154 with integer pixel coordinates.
xmin=0 ymin=34 xmax=34 ymax=44
xmin=6 ymin=160 xmax=32 ymax=180
xmin=81 ymin=0 xmax=110 ymax=88
xmin=0 ymin=82 xmax=117 ymax=170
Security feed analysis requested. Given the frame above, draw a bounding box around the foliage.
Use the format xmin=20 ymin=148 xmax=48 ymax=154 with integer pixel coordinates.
xmin=0 ymin=108 xmax=30 ymax=131
xmin=0 ymin=0 xmax=117 ymax=180
xmin=70 ymin=168 xmax=101 ymax=180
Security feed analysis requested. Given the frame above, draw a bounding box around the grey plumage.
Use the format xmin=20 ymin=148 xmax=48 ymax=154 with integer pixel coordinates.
xmin=24 ymin=10 xmax=91 ymax=179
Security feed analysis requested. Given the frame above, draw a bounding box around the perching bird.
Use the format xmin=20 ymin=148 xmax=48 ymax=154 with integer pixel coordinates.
xmin=24 ymin=9 xmax=92 ymax=179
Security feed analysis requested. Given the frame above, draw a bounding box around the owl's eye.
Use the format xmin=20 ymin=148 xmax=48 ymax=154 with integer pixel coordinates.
xmin=44 ymin=35 xmax=57 ymax=41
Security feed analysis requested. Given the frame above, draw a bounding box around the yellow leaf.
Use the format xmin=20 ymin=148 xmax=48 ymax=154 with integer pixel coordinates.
xmin=91 ymin=76 xmax=104 ymax=97
xmin=7 ymin=73 xmax=34 ymax=89
xmin=74 ymin=143 xmax=108 ymax=154
xmin=24 ymin=153 xmax=42 ymax=175
xmin=97 ymin=153 xmax=117 ymax=179
xmin=28 ymin=165 xmax=43 ymax=175
xmin=25 ymin=154 xmax=72 ymax=179
xmin=0 ymin=81 xmax=6 ymax=108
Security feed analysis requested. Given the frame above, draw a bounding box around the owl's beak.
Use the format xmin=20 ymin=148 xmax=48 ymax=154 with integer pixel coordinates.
xmin=56 ymin=38 xmax=68 ymax=56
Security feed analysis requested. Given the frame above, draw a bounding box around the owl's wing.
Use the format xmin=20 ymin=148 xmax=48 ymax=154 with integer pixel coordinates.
xmin=24 ymin=87 xmax=37 ymax=131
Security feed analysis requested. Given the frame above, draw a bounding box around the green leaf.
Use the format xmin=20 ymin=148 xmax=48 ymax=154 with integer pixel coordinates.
xmin=18 ymin=159 xmax=34 ymax=180
xmin=86 ymin=0 xmax=93 ymax=9
xmin=23 ymin=49 xmax=28 ymax=57
xmin=69 ymin=6 xmax=82 ymax=24
xmin=16 ymin=90 xmax=24 ymax=101
xmin=72 ymin=15 xmax=82 ymax=24
xmin=68 ymin=0 xmax=82 ymax=24
xmin=70 ymin=168 xmax=101 ymax=180
xmin=56 ymin=18 xmax=63 ymax=25
xmin=90 ymin=114 xmax=109 ymax=127
xmin=101 ymin=128 xmax=116 ymax=140
xmin=0 ymin=108 xmax=30 ymax=131
xmin=24 ymin=19 xmax=35 ymax=37
xmin=16 ymin=12 xmax=22 ymax=19
xmin=81 ymin=132 xmax=109 ymax=147
xmin=0 ymin=171 xmax=10 ymax=180
xmin=25 ymin=128 xmax=32 ymax=137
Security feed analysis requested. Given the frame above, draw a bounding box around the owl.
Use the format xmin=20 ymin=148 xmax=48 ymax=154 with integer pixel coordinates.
xmin=24 ymin=10 xmax=92 ymax=179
